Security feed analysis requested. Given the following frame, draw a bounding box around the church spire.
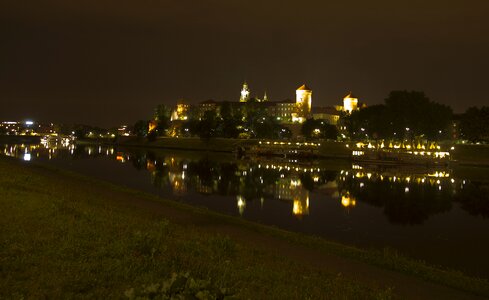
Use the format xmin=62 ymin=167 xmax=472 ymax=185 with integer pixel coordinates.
xmin=240 ymin=81 xmax=250 ymax=102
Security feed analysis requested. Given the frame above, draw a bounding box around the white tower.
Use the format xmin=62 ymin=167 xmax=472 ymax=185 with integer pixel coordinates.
xmin=240 ymin=82 xmax=250 ymax=102
xmin=343 ymin=92 xmax=358 ymax=113
xmin=293 ymin=84 xmax=312 ymax=122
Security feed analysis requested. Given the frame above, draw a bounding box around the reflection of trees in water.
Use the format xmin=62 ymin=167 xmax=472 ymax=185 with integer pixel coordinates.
xmin=338 ymin=176 xmax=452 ymax=225
xmin=455 ymin=182 xmax=489 ymax=218
xmin=299 ymin=173 xmax=315 ymax=191
xmin=216 ymin=163 xmax=240 ymax=195
xmin=187 ymin=158 xmax=218 ymax=190
xmin=184 ymin=158 xmax=280 ymax=201
xmin=123 ymin=150 xmax=489 ymax=223
xmin=131 ymin=153 xmax=147 ymax=170
xmin=383 ymin=184 xmax=452 ymax=225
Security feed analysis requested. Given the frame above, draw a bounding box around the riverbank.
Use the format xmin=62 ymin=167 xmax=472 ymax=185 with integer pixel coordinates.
xmin=0 ymin=135 xmax=40 ymax=144
xmin=116 ymin=137 xmax=489 ymax=166
xmin=117 ymin=137 xmax=352 ymax=158
xmin=1 ymin=157 xmax=488 ymax=299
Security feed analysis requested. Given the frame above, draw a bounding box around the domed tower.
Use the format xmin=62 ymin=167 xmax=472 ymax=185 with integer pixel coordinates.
xmin=294 ymin=84 xmax=312 ymax=122
xmin=240 ymin=81 xmax=250 ymax=102
xmin=343 ymin=92 xmax=358 ymax=113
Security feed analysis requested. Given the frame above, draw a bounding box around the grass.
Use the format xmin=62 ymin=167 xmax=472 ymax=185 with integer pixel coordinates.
xmin=0 ymin=157 xmax=389 ymax=299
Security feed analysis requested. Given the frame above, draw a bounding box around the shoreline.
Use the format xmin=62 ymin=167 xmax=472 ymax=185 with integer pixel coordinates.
xmin=114 ymin=137 xmax=489 ymax=167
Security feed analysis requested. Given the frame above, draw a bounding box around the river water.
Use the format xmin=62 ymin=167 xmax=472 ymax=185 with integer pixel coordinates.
xmin=2 ymin=143 xmax=489 ymax=278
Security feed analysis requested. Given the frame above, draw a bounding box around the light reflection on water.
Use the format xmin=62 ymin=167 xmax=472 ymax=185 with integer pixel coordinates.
xmin=2 ymin=143 xmax=489 ymax=277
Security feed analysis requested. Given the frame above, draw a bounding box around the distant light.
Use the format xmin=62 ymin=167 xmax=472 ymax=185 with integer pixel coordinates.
xmin=25 ymin=121 xmax=34 ymax=126
xmin=405 ymin=187 xmax=409 ymax=193
xmin=23 ymin=153 xmax=31 ymax=161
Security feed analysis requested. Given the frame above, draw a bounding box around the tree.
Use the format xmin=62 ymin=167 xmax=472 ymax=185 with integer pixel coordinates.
xmin=244 ymin=103 xmax=268 ymax=135
xmin=383 ymin=91 xmax=452 ymax=140
xmin=219 ymin=101 xmax=243 ymax=138
xmin=254 ymin=116 xmax=283 ymax=139
xmin=154 ymin=104 xmax=171 ymax=136
xmin=301 ymin=118 xmax=338 ymax=140
xmin=198 ymin=110 xmax=220 ymax=140
xmin=346 ymin=90 xmax=452 ymax=141
xmin=133 ymin=120 xmax=148 ymax=138
xmin=459 ymin=107 xmax=489 ymax=142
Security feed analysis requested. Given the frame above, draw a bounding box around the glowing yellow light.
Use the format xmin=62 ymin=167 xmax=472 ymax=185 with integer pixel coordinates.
xmin=341 ymin=195 xmax=356 ymax=208
xmin=237 ymin=196 xmax=246 ymax=215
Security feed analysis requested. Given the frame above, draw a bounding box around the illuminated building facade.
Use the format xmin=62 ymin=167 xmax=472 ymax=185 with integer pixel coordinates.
xmin=198 ymin=100 xmax=220 ymax=119
xmin=171 ymin=99 xmax=190 ymax=121
xmin=162 ymin=82 xmax=372 ymax=138
xmin=312 ymin=107 xmax=341 ymax=125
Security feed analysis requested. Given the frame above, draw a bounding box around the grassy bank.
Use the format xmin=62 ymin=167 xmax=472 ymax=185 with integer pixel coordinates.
xmin=2 ymin=157 xmax=488 ymax=299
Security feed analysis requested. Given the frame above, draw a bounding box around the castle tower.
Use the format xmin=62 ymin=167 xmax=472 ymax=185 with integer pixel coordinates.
xmin=343 ymin=92 xmax=358 ymax=113
xmin=240 ymin=82 xmax=250 ymax=102
xmin=294 ymin=84 xmax=312 ymax=122
xmin=262 ymin=91 xmax=268 ymax=102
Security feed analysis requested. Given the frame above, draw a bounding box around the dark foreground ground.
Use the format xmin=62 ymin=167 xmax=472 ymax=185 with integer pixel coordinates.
xmin=1 ymin=156 xmax=488 ymax=299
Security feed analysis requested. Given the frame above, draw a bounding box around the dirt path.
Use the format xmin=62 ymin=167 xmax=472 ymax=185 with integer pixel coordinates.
xmin=24 ymin=160 xmax=488 ymax=299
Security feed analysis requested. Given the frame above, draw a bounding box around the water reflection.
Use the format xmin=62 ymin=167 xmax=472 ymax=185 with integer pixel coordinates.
xmin=2 ymin=143 xmax=489 ymax=224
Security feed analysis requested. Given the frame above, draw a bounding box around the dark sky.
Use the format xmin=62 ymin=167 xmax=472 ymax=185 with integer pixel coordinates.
xmin=1 ymin=0 xmax=488 ymax=127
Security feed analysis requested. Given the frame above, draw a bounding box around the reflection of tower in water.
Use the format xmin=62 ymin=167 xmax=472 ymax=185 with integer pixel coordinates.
xmin=341 ymin=192 xmax=356 ymax=210
xmin=236 ymin=195 xmax=246 ymax=215
xmin=166 ymin=157 xmax=187 ymax=195
xmin=275 ymin=177 xmax=309 ymax=217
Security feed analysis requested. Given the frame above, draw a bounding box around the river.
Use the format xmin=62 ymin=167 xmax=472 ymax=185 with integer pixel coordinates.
xmin=2 ymin=142 xmax=489 ymax=278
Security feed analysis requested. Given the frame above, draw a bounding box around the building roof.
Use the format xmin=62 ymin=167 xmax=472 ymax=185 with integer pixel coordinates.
xmin=276 ymin=99 xmax=295 ymax=104
xmin=312 ymin=106 xmax=340 ymax=115
xmin=297 ymin=84 xmax=312 ymax=91
xmin=199 ymin=99 xmax=218 ymax=105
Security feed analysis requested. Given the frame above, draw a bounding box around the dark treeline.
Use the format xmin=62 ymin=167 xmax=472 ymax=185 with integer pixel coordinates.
xmin=345 ymin=90 xmax=488 ymax=142
xmin=346 ymin=91 xmax=453 ymax=141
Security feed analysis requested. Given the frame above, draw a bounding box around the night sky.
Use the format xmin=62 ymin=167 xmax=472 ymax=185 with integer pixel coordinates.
xmin=1 ymin=0 xmax=488 ymax=127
